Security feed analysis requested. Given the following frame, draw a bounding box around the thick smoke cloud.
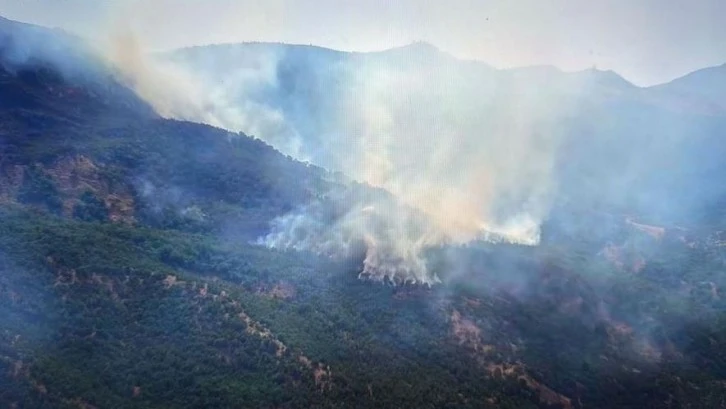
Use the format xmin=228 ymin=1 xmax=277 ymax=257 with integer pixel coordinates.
xmin=260 ymin=186 xmax=445 ymax=284
xmin=102 ymin=29 xmax=206 ymax=121
xmin=98 ymin=31 xmax=310 ymax=160
xmin=159 ymin=44 xmax=726 ymax=284
xmin=15 ymin=10 xmax=721 ymax=285
xmin=3 ymin=12 xmax=726 ymax=383
xmin=155 ymin=44 xmax=605 ymax=283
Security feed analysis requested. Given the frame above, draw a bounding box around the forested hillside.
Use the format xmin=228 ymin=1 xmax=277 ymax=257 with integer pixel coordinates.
xmin=1 ymin=17 xmax=726 ymax=409
xmin=168 ymin=41 xmax=726 ymax=227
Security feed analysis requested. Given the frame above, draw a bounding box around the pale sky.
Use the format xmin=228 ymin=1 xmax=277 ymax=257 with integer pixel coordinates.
xmin=1 ymin=0 xmax=725 ymax=86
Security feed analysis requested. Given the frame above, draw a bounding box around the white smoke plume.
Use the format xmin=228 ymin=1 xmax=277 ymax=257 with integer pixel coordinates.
xmin=251 ymin=48 xmax=592 ymax=284
xmin=89 ymin=13 xmax=309 ymax=159
xmin=261 ymin=193 xmax=446 ymax=284
xmin=101 ymin=29 xmax=209 ymax=122
xmin=88 ymin=18 xmax=591 ymax=284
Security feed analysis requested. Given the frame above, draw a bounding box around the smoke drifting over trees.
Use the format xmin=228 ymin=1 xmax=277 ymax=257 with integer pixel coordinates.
xmin=149 ymin=44 xmax=582 ymax=283
xmin=3 ymin=12 xmax=726 ymax=408
xmin=149 ymin=42 xmax=726 ymax=284
xmin=6 ymin=12 xmax=726 ymax=286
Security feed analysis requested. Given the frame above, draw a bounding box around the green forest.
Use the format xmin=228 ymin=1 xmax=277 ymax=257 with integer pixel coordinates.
xmin=1 ymin=22 xmax=726 ymax=408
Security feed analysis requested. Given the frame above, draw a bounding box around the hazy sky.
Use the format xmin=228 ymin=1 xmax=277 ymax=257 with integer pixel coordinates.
xmin=1 ymin=0 xmax=725 ymax=86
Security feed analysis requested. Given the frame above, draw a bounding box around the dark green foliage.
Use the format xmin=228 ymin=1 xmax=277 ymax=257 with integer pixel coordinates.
xmin=0 ymin=207 xmax=528 ymax=408
xmin=16 ymin=165 xmax=62 ymax=214
xmin=1 ymin=51 xmax=725 ymax=408
xmin=100 ymin=119 xmax=332 ymax=236
xmin=72 ymin=190 xmax=108 ymax=222
xmin=1 ymin=205 xmax=725 ymax=408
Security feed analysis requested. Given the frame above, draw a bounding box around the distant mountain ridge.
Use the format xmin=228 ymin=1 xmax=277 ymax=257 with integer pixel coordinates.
xmin=650 ymin=63 xmax=726 ymax=113
xmin=169 ymin=39 xmax=726 ymax=92
xmin=165 ymin=39 xmax=726 ymax=227
xmin=163 ymin=39 xmax=726 ymax=122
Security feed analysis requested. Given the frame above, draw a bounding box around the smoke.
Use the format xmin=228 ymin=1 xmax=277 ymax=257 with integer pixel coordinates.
xmin=268 ymin=49 xmax=595 ymax=283
xmin=101 ymin=29 xmax=204 ymax=121
xmin=103 ymin=41 xmax=602 ymax=284
xmin=219 ymin=45 xmax=591 ymax=283
xmin=8 ymin=3 xmax=578 ymax=284
xmin=0 ymin=16 xmax=100 ymax=79
xmin=86 ymin=14 xmax=307 ymax=160
xmin=26 ymin=9 xmax=719 ymax=285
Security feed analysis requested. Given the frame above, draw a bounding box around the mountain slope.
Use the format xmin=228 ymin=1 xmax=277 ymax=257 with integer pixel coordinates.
xmin=649 ymin=63 xmax=726 ymax=113
xmin=0 ymin=16 xmax=155 ymax=123
xmin=0 ymin=17 xmax=726 ymax=409
xmin=166 ymin=41 xmax=726 ymax=228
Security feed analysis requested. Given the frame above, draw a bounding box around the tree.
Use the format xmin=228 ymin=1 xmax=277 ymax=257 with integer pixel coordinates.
xmin=73 ymin=190 xmax=109 ymax=222
xmin=17 ymin=166 xmax=63 ymax=215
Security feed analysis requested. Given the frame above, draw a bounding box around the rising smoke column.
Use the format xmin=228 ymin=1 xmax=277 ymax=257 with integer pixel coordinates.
xmin=102 ymin=37 xmax=587 ymax=284
xmin=249 ymin=46 xmax=583 ymax=284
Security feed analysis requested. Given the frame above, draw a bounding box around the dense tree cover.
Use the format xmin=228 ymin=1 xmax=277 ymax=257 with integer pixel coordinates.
xmin=16 ymin=165 xmax=63 ymax=214
xmin=1 ymin=203 xmax=725 ymax=408
xmin=0 ymin=207 xmax=543 ymax=408
xmin=72 ymin=191 xmax=108 ymax=222
xmin=0 ymin=40 xmax=725 ymax=408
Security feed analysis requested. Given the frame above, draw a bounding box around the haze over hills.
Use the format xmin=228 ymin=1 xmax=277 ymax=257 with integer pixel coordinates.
xmin=650 ymin=62 xmax=726 ymax=113
xmin=1 ymin=15 xmax=726 ymax=409
xmin=159 ymin=38 xmax=726 ymax=282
